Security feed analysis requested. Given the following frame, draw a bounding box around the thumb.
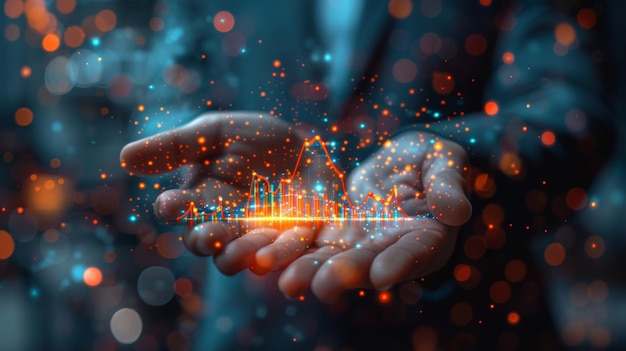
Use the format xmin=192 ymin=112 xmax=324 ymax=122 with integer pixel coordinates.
xmin=425 ymin=169 xmax=472 ymax=226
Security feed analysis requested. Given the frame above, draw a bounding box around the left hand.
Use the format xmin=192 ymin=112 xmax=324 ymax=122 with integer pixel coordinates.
xmin=272 ymin=131 xmax=472 ymax=302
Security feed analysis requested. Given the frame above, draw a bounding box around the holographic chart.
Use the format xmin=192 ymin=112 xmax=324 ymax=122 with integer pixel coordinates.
xmin=175 ymin=136 xmax=429 ymax=230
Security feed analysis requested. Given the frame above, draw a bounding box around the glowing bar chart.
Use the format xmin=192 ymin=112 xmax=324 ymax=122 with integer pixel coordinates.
xmin=176 ymin=136 xmax=415 ymax=229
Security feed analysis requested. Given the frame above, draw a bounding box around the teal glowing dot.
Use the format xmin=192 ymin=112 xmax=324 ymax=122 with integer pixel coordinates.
xmin=356 ymin=243 xmax=362 ymax=249
xmin=148 ymin=85 xmax=154 ymax=90
xmin=52 ymin=121 xmax=63 ymax=132
xmin=313 ymin=260 xmax=319 ymax=265
xmin=360 ymin=123 xmax=365 ymax=129
xmin=30 ymin=287 xmax=40 ymax=298
xmin=429 ymin=139 xmax=435 ymax=144
xmin=469 ymin=138 xmax=476 ymax=144
xmin=330 ymin=141 xmax=336 ymax=147
xmin=71 ymin=265 xmax=86 ymax=282
xmin=433 ymin=112 xmax=440 ymax=118
xmin=315 ymin=183 xmax=323 ymax=192
xmin=129 ymin=215 xmax=137 ymax=222
xmin=323 ymin=53 xmax=332 ymax=62
xmin=241 ymin=48 xmax=246 ymax=53
xmin=91 ymin=38 xmax=101 ymax=46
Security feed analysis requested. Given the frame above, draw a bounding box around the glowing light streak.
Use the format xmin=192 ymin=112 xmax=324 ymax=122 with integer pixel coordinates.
xmin=175 ymin=136 xmax=428 ymax=229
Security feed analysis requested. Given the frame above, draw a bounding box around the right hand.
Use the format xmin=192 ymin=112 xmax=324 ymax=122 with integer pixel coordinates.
xmin=120 ymin=112 xmax=318 ymax=274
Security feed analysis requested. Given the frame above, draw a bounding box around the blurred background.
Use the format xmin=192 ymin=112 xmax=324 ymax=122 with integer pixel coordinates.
xmin=1 ymin=0 xmax=624 ymax=350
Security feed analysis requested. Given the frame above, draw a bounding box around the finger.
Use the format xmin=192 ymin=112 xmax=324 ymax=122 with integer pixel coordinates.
xmin=315 ymin=225 xmax=361 ymax=248
xmin=182 ymin=222 xmax=235 ymax=257
xmin=213 ymin=228 xmax=281 ymax=275
xmin=120 ymin=115 xmax=222 ymax=176
xmin=153 ymin=181 xmax=241 ymax=222
xmin=278 ymin=245 xmax=341 ymax=299
xmin=253 ymin=226 xmax=316 ymax=275
xmin=423 ymin=142 xmax=472 ymax=226
xmin=153 ymin=188 xmax=202 ymax=221
xmin=310 ymin=242 xmax=387 ymax=303
xmin=369 ymin=219 xmax=458 ymax=289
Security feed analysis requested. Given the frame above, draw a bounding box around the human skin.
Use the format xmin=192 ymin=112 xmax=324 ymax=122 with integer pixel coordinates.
xmin=120 ymin=111 xmax=471 ymax=302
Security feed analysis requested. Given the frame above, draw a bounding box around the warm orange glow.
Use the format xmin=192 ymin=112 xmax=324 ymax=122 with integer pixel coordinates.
xmin=15 ymin=107 xmax=34 ymax=126
xmin=42 ymin=33 xmax=60 ymax=52
xmin=273 ymin=60 xmax=281 ymax=68
xmin=544 ymin=242 xmax=566 ymax=266
xmin=213 ymin=10 xmax=235 ymax=33
xmin=541 ymin=131 xmax=556 ymax=146
xmin=465 ymin=34 xmax=487 ymax=56
xmin=388 ymin=0 xmax=412 ymax=19
xmin=577 ymin=8 xmax=597 ymax=29
xmin=56 ymin=0 xmax=76 ymax=14
xmin=585 ymin=235 xmax=605 ymax=259
xmin=174 ymin=278 xmax=193 ymax=297
xmin=95 ymin=9 xmax=117 ymax=32
xmin=4 ymin=0 xmax=24 ymax=19
xmin=454 ymin=264 xmax=472 ymax=282
xmin=378 ymin=291 xmax=391 ymax=303
xmin=479 ymin=0 xmax=492 ymax=6
xmin=0 ymin=230 xmax=15 ymax=260
xmin=25 ymin=3 xmax=56 ymax=35
xmin=555 ymin=22 xmax=576 ymax=46
xmin=484 ymin=101 xmax=499 ymax=116
xmin=83 ymin=267 xmax=103 ymax=287
xmin=489 ymin=281 xmax=511 ymax=303
xmin=504 ymin=259 xmax=526 ymax=283
xmin=502 ymin=51 xmax=515 ymax=64
xmin=507 ymin=311 xmax=520 ymax=325
xmin=432 ymin=72 xmax=455 ymax=95
xmin=566 ymin=187 xmax=587 ymax=211
xmin=20 ymin=65 xmax=32 ymax=78
xmin=63 ymin=25 xmax=85 ymax=48
xmin=481 ymin=203 xmax=504 ymax=227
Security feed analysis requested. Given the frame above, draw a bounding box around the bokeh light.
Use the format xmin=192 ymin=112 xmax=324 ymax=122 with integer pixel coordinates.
xmin=137 ymin=266 xmax=176 ymax=306
xmin=0 ymin=230 xmax=15 ymax=260
xmin=577 ymin=8 xmax=597 ymax=29
xmin=56 ymin=0 xmax=76 ymax=15
xmin=544 ymin=242 xmax=566 ymax=266
xmin=95 ymin=9 xmax=117 ymax=32
xmin=63 ymin=26 xmax=85 ymax=48
xmin=484 ymin=101 xmax=499 ymax=116
xmin=110 ymin=308 xmax=142 ymax=344
xmin=42 ymin=33 xmax=60 ymax=52
xmin=14 ymin=107 xmax=34 ymax=127
xmin=555 ymin=23 xmax=576 ymax=46
xmin=213 ymin=10 xmax=235 ymax=33
xmin=83 ymin=267 xmax=103 ymax=287
xmin=388 ymin=0 xmax=412 ymax=19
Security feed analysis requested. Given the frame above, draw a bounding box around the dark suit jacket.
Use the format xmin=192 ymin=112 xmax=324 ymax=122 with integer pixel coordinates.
xmin=173 ymin=1 xmax=613 ymax=350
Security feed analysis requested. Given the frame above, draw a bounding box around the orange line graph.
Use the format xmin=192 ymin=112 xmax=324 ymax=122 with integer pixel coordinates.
xmin=176 ymin=136 xmax=412 ymax=228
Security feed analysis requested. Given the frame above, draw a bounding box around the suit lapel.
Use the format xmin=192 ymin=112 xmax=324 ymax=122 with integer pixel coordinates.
xmin=352 ymin=0 xmax=392 ymax=75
